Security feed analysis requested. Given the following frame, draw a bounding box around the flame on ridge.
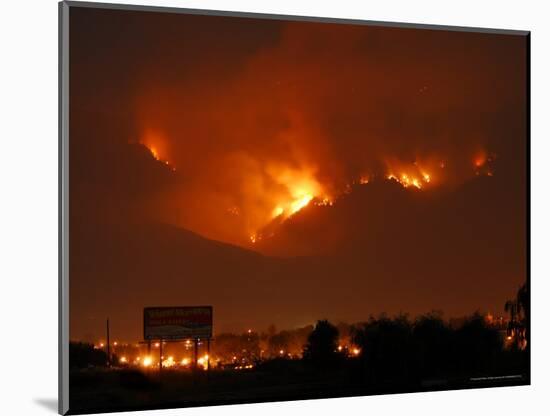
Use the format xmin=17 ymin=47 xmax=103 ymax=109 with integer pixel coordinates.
xmin=140 ymin=129 xmax=176 ymax=171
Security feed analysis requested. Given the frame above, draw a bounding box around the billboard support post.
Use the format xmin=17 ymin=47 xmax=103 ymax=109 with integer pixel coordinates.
xmin=159 ymin=338 xmax=163 ymax=374
xmin=194 ymin=338 xmax=199 ymax=371
xmin=207 ymin=338 xmax=211 ymax=371
xmin=143 ymin=306 xmax=213 ymax=377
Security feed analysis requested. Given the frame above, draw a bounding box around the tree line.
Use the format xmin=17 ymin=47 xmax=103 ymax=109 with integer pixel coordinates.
xmin=70 ymin=284 xmax=528 ymax=380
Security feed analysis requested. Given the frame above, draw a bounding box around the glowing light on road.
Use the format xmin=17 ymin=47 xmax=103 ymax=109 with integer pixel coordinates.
xmin=197 ymin=354 xmax=209 ymax=370
xmin=163 ymin=356 xmax=175 ymax=367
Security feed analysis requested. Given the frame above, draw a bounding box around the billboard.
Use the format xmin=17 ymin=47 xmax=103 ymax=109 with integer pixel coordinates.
xmin=143 ymin=306 xmax=213 ymax=340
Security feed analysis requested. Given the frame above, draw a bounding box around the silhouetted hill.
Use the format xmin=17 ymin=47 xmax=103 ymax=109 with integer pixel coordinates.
xmin=70 ymin=171 xmax=525 ymax=342
xmin=256 ymin=174 xmax=524 ymax=259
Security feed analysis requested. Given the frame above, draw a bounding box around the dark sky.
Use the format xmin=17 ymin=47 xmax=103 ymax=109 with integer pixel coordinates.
xmin=69 ymin=6 xmax=527 ymax=342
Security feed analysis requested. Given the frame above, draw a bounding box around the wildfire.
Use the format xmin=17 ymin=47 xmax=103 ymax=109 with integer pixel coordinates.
xmin=272 ymin=186 xmax=328 ymax=218
xmin=382 ymin=156 xmax=449 ymax=190
xmin=267 ymin=165 xmax=328 ymax=220
xmin=314 ymin=197 xmax=333 ymax=207
xmin=240 ymin=151 xmax=493 ymax=245
xmin=473 ymin=150 xmax=496 ymax=177
xmin=240 ymin=164 xmax=332 ymax=244
xmin=272 ymin=206 xmax=284 ymax=217
xmin=289 ymin=193 xmax=314 ymax=215
xmin=140 ymin=129 xmax=176 ymax=171
xmin=386 ymin=172 xmax=430 ymax=189
xmin=473 ymin=150 xmax=487 ymax=168
xmin=148 ymin=146 xmax=159 ymax=160
xmin=269 ymin=190 xmax=329 ymax=221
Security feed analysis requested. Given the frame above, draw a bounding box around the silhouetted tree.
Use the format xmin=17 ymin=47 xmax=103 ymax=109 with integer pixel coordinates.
xmin=267 ymin=324 xmax=277 ymax=337
xmin=268 ymin=331 xmax=291 ymax=358
xmin=412 ymin=311 xmax=452 ymax=377
xmin=454 ymin=313 xmax=502 ymax=374
xmin=302 ymin=320 xmax=340 ymax=367
xmin=69 ymin=342 xmax=108 ymax=369
xmin=504 ymin=283 xmax=528 ymax=350
xmin=214 ymin=333 xmax=248 ymax=363
xmin=504 ymin=299 xmax=518 ymax=323
xmin=517 ymin=283 xmax=529 ymax=351
xmin=352 ymin=315 xmax=414 ymax=383
xmin=241 ymin=331 xmax=261 ymax=362
xmin=517 ymin=283 xmax=528 ymax=318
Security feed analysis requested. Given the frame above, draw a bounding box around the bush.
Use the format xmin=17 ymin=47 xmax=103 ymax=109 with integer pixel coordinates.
xmin=69 ymin=342 xmax=108 ymax=369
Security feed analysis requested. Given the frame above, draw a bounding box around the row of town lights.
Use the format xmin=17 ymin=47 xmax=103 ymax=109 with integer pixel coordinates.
xmin=96 ymin=332 xmax=362 ymax=365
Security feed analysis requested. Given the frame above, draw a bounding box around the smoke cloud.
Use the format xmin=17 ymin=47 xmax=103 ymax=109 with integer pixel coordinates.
xmin=70 ymin=8 xmax=526 ymax=247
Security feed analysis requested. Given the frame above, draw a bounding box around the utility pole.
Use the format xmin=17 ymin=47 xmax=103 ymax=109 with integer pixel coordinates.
xmin=106 ymin=318 xmax=111 ymax=367
xmin=159 ymin=339 xmax=163 ymax=374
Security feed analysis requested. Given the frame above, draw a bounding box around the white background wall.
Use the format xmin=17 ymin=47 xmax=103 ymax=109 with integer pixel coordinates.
xmin=1 ymin=0 xmax=548 ymax=415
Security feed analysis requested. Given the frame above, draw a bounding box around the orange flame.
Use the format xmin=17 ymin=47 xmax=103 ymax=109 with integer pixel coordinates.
xmin=148 ymin=146 xmax=160 ymax=160
xmin=384 ymin=158 xmax=436 ymax=190
xmin=246 ymin=164 xmax=332 ymax=243
xmin=266 ymin=164 xmax=330 ymax=219
xmin=140 ymin=129 xmax=176 ymax=170
xmin=473 ymin=150 xmax=487 ymax=168
xmin=224 ymin=149 xmax=495 ymax=245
